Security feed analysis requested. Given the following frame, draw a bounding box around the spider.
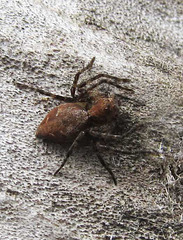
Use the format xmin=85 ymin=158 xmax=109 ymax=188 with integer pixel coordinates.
xmin=15 ymin=57 xmax=134 ymax=185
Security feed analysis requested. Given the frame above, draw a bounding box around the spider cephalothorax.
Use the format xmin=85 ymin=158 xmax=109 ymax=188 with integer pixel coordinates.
xmin=88 ymin=95 xmax=119 ymax=123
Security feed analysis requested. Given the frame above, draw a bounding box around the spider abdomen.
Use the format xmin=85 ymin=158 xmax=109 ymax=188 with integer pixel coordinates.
xmin=36 ymin=103 xmax=88 ymax=143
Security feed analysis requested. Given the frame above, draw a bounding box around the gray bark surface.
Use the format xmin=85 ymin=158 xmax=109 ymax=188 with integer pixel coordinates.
xmin=0 ymin=0 xmax=182 ymax=239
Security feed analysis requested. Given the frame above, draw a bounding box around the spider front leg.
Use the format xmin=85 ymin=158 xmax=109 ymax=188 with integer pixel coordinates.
xmin=89 ymin=122 xmax=140 ymax=142
xmin=71 ymin=57 xmax=95 ymax=97
xmin=78 ymin=73 xmax=131 ymax=89
xmin=78 ymin=78 xmax=134 ymax=99
xmin=97 ymin=144 xmax=159 ymax=155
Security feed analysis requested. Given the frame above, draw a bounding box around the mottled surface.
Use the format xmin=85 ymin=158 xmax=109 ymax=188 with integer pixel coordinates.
xmin=0 ymin=0 xmax=183 ymax=239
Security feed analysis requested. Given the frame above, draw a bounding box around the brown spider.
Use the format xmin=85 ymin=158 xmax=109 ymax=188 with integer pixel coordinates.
xmin=15 ymin=57 xmax=134 ymax=185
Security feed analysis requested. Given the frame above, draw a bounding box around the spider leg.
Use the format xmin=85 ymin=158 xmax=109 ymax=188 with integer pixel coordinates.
xmin=78 ymin=73 xmax=130 ymax=89
xmin=78 ymin=79 xmax=134 ymax=99
xmin=71 ymin=57 xmax=95 ymax=97
xmin=92 ymin=139 xmax=117 ymax=185
xmin=54 ymin=131 xmax=86 ymax=176
xmin=96 ymin=144 xmax=159 ymax=155
xmin=89 ymin=121 xmax=141 ymax=143
xmin=90 ymin=130 xmax=122 ymax=141
xmin=14 ymin=81 xmax=74 ymax=102
xmin=90 ymin=123 xmax=149 ymax=152
xmin=115 ymin=94 xmax=146 ymax=106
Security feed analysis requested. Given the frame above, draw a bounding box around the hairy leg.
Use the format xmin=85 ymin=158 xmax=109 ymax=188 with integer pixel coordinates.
xmin=92 ymin=140 xmax=117 ymax=185
xmin=96 ymin=143 xmax=158 ymax=155
xmin=14 ymin=81 xmax=74 ymax=102
xmin=71 ymin=57 xmax=95 ymax=97
xmin=54 ymin=131 xmax=86 ymax=175
xmin=78 ymin=78 xmax=134 ymax=99
xmin=78 ymin=73 xmax=130 ymax=89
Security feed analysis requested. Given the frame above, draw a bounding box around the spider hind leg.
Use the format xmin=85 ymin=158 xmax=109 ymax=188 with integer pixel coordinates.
xmin=54 ymin=131 xmax=86 ymax=175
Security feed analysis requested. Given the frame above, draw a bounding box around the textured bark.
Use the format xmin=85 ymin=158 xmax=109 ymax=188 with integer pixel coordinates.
xmin=0 ymin=0 xmax=182 ymax=239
